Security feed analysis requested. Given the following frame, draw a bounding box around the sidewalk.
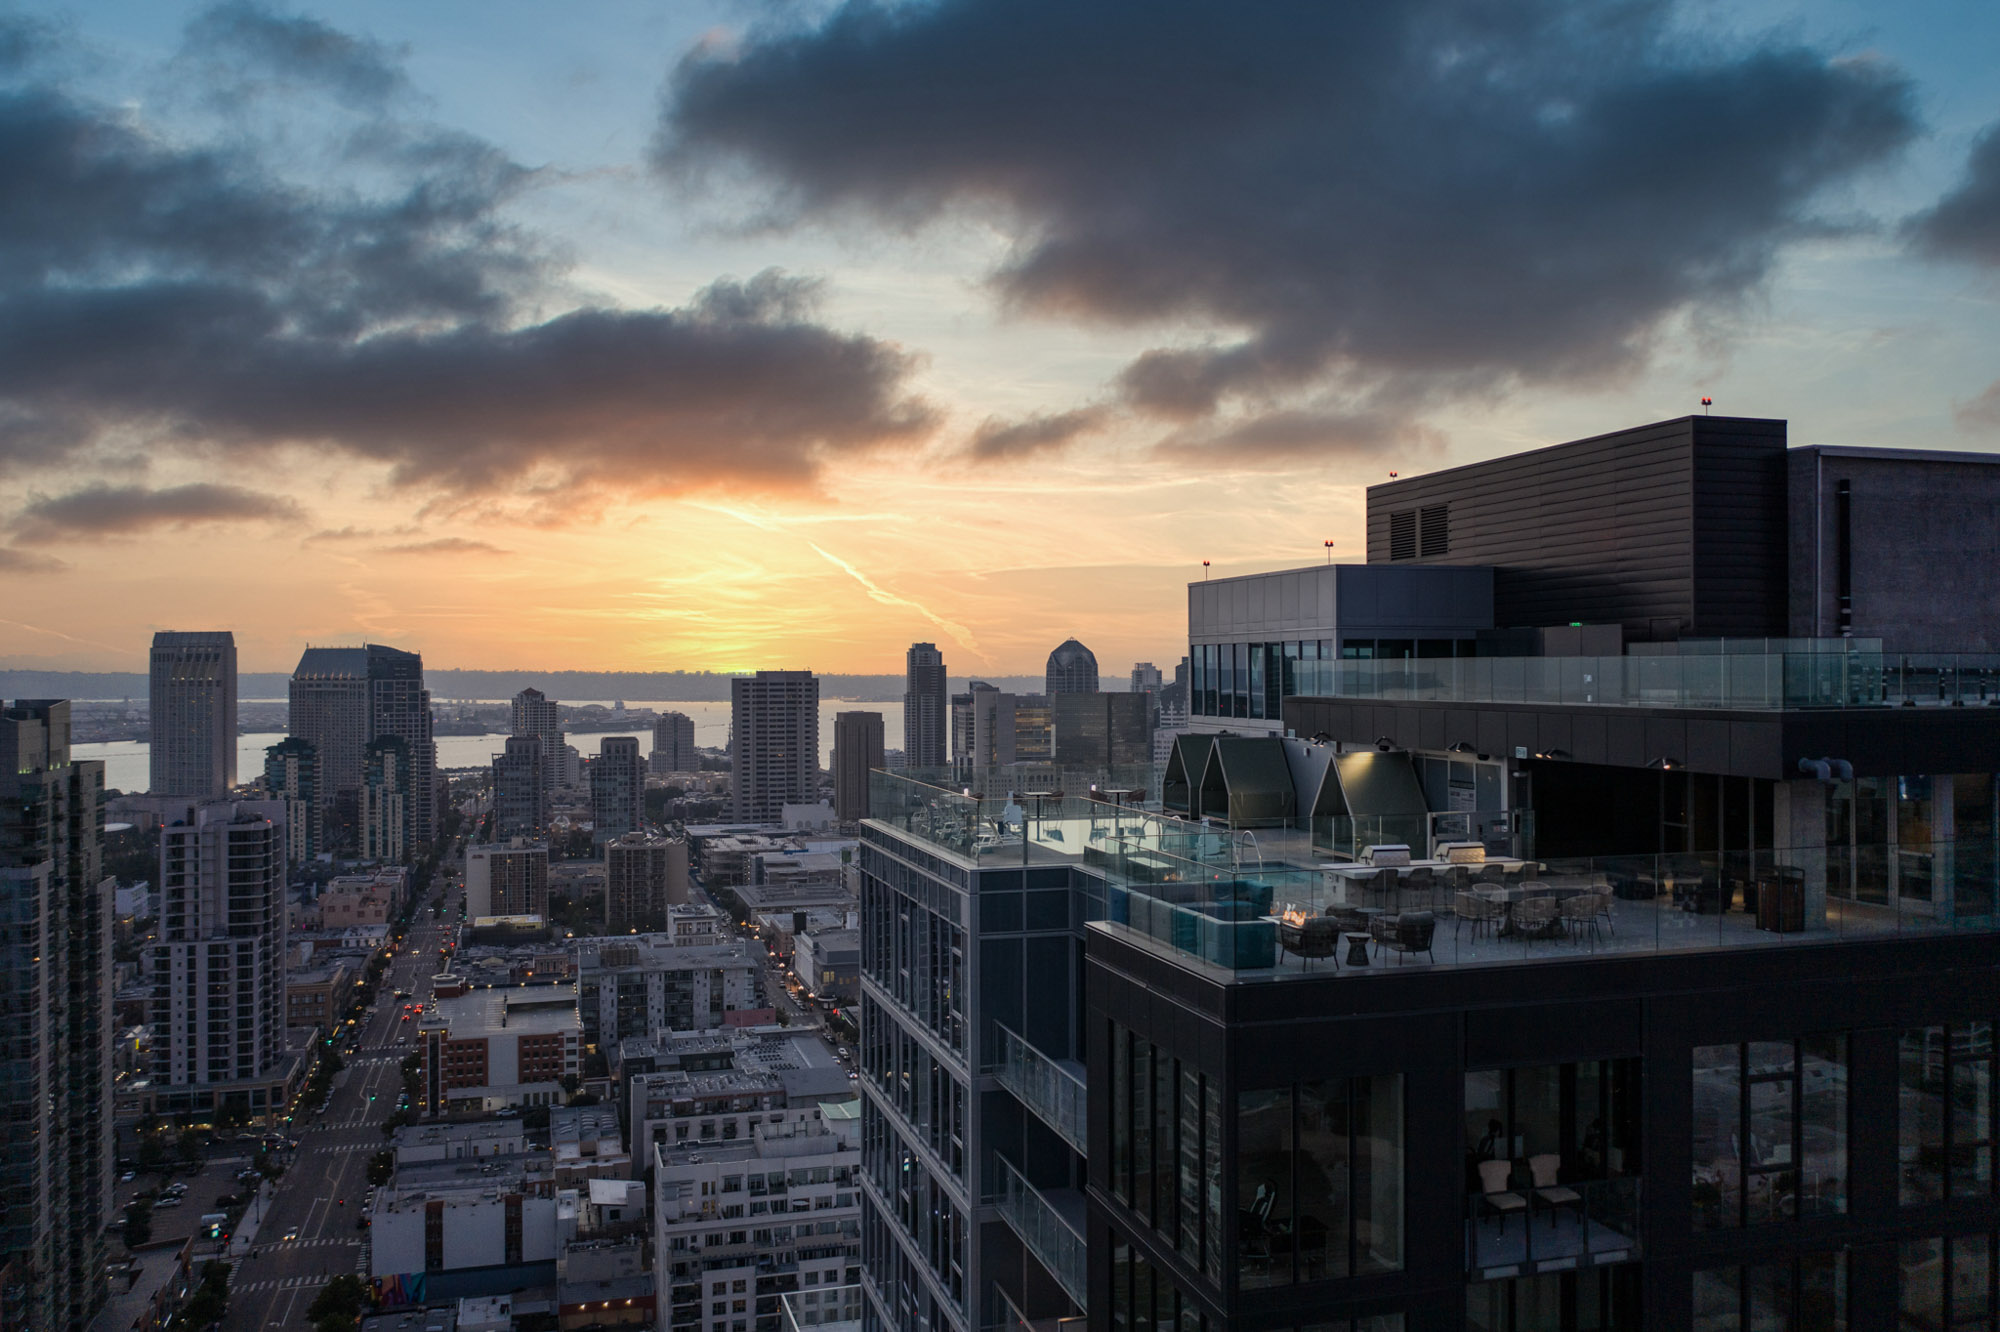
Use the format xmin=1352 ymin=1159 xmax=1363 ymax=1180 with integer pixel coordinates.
xmin=227 ymin=1179 xmax=277 ymax=1257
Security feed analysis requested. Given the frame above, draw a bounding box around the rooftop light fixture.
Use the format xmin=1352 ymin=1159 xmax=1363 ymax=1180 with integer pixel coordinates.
xmin=1374 ymin=736 xmax=1396 ymax=752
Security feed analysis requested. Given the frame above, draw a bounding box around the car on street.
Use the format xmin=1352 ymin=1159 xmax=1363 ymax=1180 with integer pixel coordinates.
xmin=282 ymin=1229 xmax=298 ymax=1242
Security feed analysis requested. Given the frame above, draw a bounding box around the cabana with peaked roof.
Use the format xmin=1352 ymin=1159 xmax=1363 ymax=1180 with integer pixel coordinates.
xmin=1194 ymin=736 xmax=1298 ymax=829
xmin=1161 ymin=734 xmax=1214 ymax=816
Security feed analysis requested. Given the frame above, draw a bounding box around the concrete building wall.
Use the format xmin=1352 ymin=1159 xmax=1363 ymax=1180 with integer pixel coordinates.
xmin=731 ymin=672 xmax=821 ymax=823
xmin=832 ymin=711 xmax=885 ymax=822
xmin=149 ymin=631 xmax=237 ymax=797
xmin=1788 ymin=445 xmax=2000 ymax=652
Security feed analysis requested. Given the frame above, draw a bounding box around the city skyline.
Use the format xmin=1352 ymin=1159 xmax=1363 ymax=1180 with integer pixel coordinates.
xmin=1 ymin=1 xmax=1998 ymax=676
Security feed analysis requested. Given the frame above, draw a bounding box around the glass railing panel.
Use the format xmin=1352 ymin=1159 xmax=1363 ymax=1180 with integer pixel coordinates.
xmin=992 ymin=1156 xmax=1086 ymax=1308
xmin=1098 ymin=837 xmax=2000 ymax=981
xmin=1274 ymin=647 xmax=2000 ymax=711
xmin=993 ymin=1024 xmax=1086 ymax=1154
xmin=781 ymin=1285 xmax=864 ymax=1332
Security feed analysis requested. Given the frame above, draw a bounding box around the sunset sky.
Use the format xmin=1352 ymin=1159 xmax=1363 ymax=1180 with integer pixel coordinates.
xmin=4 ymin=0 xmax=1999 ymax=676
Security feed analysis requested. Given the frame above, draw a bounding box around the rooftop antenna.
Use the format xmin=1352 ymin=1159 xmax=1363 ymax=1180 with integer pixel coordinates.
xmin=1201 ymin=560 xmax=1211 ymax=580
xmin=1701 ymin=396 xmax=1713 ymax=416
xmin=1323 ymin=540 xmax=1335 ymax=565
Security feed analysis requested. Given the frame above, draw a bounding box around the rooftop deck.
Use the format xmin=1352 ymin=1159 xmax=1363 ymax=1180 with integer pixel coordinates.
xmin=868 ymin=770 xmax=2000 ymax=983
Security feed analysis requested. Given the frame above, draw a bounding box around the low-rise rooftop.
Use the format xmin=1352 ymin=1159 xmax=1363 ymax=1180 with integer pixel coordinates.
xmin=376 ymin=1152 xmax=553 ymax=1211
xmin=429 ymin=983 xmax=579 ymax=1037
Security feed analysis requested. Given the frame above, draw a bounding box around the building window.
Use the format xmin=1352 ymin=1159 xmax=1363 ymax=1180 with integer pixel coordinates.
xmin=1901 ymin=1232 xmax=1998 ymax=1328
xmin=1388 ymin=509 xmax=1417 ymax=561
xmin=1469 ymin=1266 xmax=1639 ymax=1331
xmin=1692 ymin=1253 xmax=1846 ymax=1331
xmin=1237 ymin=1075 xmax=1403 ymax=1289
xmin=1465 ymin=1059 xmax=1640 ymax=1276
xmin=1692 ymin=1036 xmax=1846 ymax=1229
xmin=1901 ymin=1023 xmax=1994 ymax=1204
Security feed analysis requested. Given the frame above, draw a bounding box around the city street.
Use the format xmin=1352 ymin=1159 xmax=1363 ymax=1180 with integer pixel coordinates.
xmin=221 ymin=869 xmax=463 ymax=1331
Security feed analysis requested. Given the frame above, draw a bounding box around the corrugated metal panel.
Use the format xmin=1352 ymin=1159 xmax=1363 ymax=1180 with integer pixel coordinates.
xmin=1362 ymin=416 xmax=1787 ymax=638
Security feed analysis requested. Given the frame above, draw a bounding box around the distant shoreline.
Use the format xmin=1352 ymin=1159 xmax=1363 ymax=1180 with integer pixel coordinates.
xmin=0 ymin=668 xmax=1066 ymax=702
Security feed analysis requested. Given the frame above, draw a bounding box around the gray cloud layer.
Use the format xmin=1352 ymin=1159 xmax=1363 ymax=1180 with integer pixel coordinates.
xmin=1909 ymin=124 xmax=2000 ymax=267
xmin=662 ymin=0 xmax=1916 ymax=428
xmin=965 ymin=407 xmax=1107 ymax=462
xmin=0 ymin=8 xmax=934 ymax=505
xmin=10 ymin=482 xmax=302 ymax=542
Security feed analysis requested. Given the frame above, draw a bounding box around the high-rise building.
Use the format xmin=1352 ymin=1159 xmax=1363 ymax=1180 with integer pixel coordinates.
xmin=287 ymin=643 xmax=436 ymax=851
xmin=1044 ymin=637 xmax=1100 ymax=694
xmin=1052 ymin=691 xmax=1152 ymax=766
xmin=361 ymin=735 xmax=411 ymax=863
xmin=730 ymin=671 xmax=819 ymax=823
xmin=511 ymin=688 xmax=564 ymax=794
xmin=1130 ymin=661 xmax=1164 ymax=694
xmin=466 ymin=841 xmax=549 ymax=919
xmin=0 ymin=700 xmax=109 ymax=1332
xmin=149 ymin=800 xmax=287 ymax=1116
xmin=591 ymin=736 xmax=645 ymax=845
xmin=492 ymin=735 xmax=547 ymax=841
xmin=149 ymin=630 xmax=237 ymax=797
xmin=650 ymin=711 xmax=697 ymax=775
xmin=603 ymin=833 xmax=690 ymax=933
xmin=969 ymin=690 xmax=1054 ymax=766
xmin=365 ymin=644 xmax=436 ymax=846
xmin=287 ymin=646 xmax=371 ymax=811
xmin=262 ymin=736 xmax=320 ymax=865
xmin=903 ymin=642 xmax=948 ymax=769
xmin=832 ymin=710 xmax=886 ymax=821
xmin=950 ymin=681 xmax=997 ymax=770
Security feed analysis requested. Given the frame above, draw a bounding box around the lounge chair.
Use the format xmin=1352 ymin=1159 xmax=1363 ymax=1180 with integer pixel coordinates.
xmin=1456 ymin=890 xmax=1501 ymax=942
xmin=1477 ymin=1159 xmax=1527 ymax=1234
xmin=1381 ymin=910 xmax=1436 ymax=964
xmin=1528 ymin=1154 xmax=1583 ymax=1228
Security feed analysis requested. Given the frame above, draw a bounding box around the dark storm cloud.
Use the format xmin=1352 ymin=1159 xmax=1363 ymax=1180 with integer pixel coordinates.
xmin=183 ymin=2 xmax=409 ymax=109
xmin=964 ymin=406 xmax=1107 ymax=462
xmin=662 ymin=0 xmax=1917 ymax=418
xmin=1909 ymin=124 xmax=2000 ymax=267
xmin=10 ymin=482 xmax=302 ymax=542
xmin=0 ymin=8 xmax=933 ymax=496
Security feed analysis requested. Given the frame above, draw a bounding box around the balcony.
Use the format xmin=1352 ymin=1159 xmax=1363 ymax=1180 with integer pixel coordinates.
xmin=1465 ymin=1175 xmax=1640 ymax=1281
xmin=780 ymin=1285 xmax=862 ymax=1332
xmin=1279 ymin=645 xmax=2000 ymax=712
xmin=991 ymin=1024 xmax=1086 ymax=1154
xmin=991 ymin=1156 xmax=1087 ymax=1309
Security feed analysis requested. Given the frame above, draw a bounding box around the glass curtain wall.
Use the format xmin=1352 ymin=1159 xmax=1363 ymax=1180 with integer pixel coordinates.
xmin=1691 ymin=1037 xmax=1848 ymax=1229
xmin=1109 ymin=1021 xmax=1225 ymax=1289
xmin=1691 ymin=1254 xmax=1847 ymax=1331
xmin=1900 ymin=1022 xmax=1996 ymax=1204
xmin=1463 ymin=1059 xmax=1641 ymax=1192
xmin=1900 ymin=1232 xmax=1999 ymax=1329
xmin=1235 ymin=1076 xmax=1404 ymax=1290
xmin=1466 ymin=1268 xmax=1641 ymax=1331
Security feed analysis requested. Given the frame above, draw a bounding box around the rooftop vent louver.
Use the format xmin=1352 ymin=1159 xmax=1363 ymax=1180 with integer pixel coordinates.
xmin=1388 ymin=510 xmax=1417 ymax=561
xmin=1419 ymin=504 xmax=1449 ymax=557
